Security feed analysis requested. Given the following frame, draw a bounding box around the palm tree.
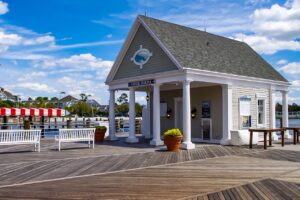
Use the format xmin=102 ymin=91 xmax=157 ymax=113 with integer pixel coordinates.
xmin=79 ymin=93 xmax=91 ymax=102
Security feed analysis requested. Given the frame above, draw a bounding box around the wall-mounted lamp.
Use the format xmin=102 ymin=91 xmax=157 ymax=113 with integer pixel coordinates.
xmin=191 ymin=108 xmax=197 ymax=119
xmin=166 ymin=108 xmax=172 ymax=119
xmin=146 ymin=95 xmax=150 ymax=102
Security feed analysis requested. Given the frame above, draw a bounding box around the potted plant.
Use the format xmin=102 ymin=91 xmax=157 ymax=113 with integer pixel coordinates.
xmin=163 ymin=128 xmax=182 ymax=151
xmin=95 ymin=126 xmax=107 ymax=142
xmin=24 ymin=118 xmax=30 ymax=130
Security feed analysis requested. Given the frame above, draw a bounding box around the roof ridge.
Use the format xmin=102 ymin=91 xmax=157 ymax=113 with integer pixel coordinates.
xmin=138 ymin=15 xmax=245 ymax=45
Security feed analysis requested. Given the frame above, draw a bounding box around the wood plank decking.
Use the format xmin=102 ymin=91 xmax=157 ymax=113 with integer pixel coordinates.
xmin=0 ymin=139 xmax=299 ymax=199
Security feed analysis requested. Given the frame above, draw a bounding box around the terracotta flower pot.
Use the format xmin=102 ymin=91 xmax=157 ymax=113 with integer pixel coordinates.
xmin=95 ymin=129 xmax=106 ymax=142
xmin=164 ymin=135 xmax=182 ymax=152
xmin=24 ymin=120 xmax=30 ymax=130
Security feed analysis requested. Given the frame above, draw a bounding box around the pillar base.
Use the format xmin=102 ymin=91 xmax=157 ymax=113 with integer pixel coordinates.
xmin=180 ymin=142 xmax=195 ymax=150
xmin=126 ymin=137 xmax=139 ymax=143
xmin=220 ymin=138 xmax=231 ymax=145
xmin=285 ymin=132 xmax=292 ymax=139
xmin=150 ymin=139 xmax=164 ymax=146
xmin=273 ymin=133 xmax=279 ymax=141
xmin=107 ymin=135 xmax=118 ymax=141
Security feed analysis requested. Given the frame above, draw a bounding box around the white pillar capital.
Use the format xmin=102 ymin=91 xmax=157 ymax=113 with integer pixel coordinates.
xmin=183 ymin=79 xmax=192 ymax=85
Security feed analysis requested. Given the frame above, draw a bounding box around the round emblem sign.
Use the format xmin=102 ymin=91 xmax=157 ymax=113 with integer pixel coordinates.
xmin=131 ymin=45 xmax=152 ymax=69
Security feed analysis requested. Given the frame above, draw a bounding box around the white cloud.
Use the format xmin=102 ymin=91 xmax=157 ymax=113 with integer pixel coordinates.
xmin=17 ymin=71 xmax=47 ymax=81
xmin=279 ymin=62 xmax=300 ymax=75
xmin=233 ymin=33 xmax=300 ymax=54
xmin=0 ymin=31 xmax=22 ymax=45
xmin=0 ymin=1 xmax=8 ymax=15
xmin=276 ymin=59 xmax=288 ymax=65
xmin=35 ymin=53 xmax=113 ymax=71
xmin=291 ymin=80 xmax=300 ymax=91
xmin=252 ymin=1 xmax=300 ymax=40
xmin=14 ymin=82 xmax=57 ymax=93
xmin=23 ymin=35 xmax=55 ymax=46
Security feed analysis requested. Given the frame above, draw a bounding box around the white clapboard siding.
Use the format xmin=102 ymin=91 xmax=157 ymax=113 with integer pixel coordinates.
xmin=0 ymin=130 xmax=41 ymax=152
xmin=55 ymin=128 xmax=95 ymax=151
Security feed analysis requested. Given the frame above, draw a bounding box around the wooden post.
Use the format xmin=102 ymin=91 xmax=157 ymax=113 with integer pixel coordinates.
xmin=269 ymin=131 xmax=272 ymax=146
xmin=264 ymin=131 xmax=267 ymax=149
xmin=281 ymin=130 xmax=285 ymax=147
xmin=249 ymin=130 xmax=253 ymax=149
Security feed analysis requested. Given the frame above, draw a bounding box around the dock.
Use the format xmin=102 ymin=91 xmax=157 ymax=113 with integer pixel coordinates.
xmin=0 ymin=137 xmax=299 ymax=199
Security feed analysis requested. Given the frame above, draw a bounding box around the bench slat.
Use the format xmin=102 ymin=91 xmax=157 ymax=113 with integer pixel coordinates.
xmin=56 ymin=128 xmax=95 ymax=151
xmin=0 ymin=130 xmax=41 ymax=152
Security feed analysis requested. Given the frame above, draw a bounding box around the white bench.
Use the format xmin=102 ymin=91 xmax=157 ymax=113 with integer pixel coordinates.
xmin=55 ymin=128 xmax=95 ymax=151
xmin=0 ymin=130 xmax=41 ymax=152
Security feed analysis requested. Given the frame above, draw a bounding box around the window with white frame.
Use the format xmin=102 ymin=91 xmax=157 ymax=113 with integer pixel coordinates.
xmin=239 ymin=96 xmax=252 ymax=129
xmin=257 ymin=99 xmax=265 ymax=125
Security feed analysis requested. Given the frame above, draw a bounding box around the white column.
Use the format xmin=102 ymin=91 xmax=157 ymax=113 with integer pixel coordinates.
xmin=282 ymin=90 xmax=291 ymax=138
xmin=180 ymin=80 xmax=195 ymax=150
xmin=270 ymin=89 xmax=278 ymax=140
xmin=221 ymin=84 xmax=232 ymax=145
xmin=126 ymin=87 xmax=139 ymax=143
xmin=108 ymin=89 xmax=118 ymax=140
xmin=150 ymin=84 xmax=163 ymax=146
xmin=142 ymin=92 xmax=151 ymax=139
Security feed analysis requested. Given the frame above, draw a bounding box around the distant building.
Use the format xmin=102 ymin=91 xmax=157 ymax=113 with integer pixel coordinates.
xmin=86 ymin=99 xmax=101 ymax=108
xmin=0 ymin=88 xmax=18 ymax=102
xmin=58 ymin=95 xmax=78 ymax=108
xmin=99 ymin=105 xmax=109 ymax=112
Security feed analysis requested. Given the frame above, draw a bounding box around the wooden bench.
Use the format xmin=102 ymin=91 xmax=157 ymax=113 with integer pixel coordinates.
xmin=55 ymin=128 xmax=95 ymax=151
xmin=0 ymin=130 xmax=41 ymax=152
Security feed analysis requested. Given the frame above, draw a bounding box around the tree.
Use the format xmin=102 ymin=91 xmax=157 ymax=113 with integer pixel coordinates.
xmin=69 ymin=101 xmax=93 ymax=117
xmin=43 ymin=97 xmax=48 ymax=101
xmin=79 ymin=93 xmax=91 ymax=102
xmin=276 ymin=103 xmax=282 ymax=112
xmin=35 ymin=97 xmax=43 ymax=102
xmin=45 ymin=102 xmax=56 ymax=108
xmin=135 ymin=103 xmax=143 ymax=117
xmin=115 ymin=103 xmax=129 ymax=116
xmin=50 ymin=97 xmax=59 ymax=101
xmin=117 ymin=93 xmax=128 ymax=104
xmin=28 ymin=97 xmax=33 ymax=101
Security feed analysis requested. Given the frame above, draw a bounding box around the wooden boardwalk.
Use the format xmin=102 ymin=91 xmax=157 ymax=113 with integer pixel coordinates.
xmin=0 ymin=139 xmax=299 ymax=199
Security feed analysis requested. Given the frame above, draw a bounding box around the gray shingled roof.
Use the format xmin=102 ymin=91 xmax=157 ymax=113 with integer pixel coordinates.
xmin=139 ymin=15 xmax=288 ymax=82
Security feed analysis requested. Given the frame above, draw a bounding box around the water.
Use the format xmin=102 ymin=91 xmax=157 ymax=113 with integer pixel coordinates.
xmin=276 ymin=119 xmax=300 ymax=127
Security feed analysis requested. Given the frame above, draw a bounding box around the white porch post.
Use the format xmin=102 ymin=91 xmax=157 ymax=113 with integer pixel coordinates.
xmin=108 ymin=89 xmax=117 ymax=140
xmin=144 ymin=92 xmax=151 ymax=139
xmin=282 ymin=90 xmax=291 ymax=138
xmin=126 ymin=87 xmax=139 ymax=143
xmin=270 ymin=89 xmax=278 ymax=140
xmin=180 ymin=80 xmax=195 ymax=150
xmin=221 ymin=84 xmax=232 ymax=145
xmin=150 ymin=84 xmax=163 ymax=146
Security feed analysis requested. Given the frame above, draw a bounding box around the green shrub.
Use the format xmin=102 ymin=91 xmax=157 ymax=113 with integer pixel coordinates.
xmin=95 ymin=126 xmax=107 ymax=131
xmin=163 ymin=128 xmax=182 ymax=137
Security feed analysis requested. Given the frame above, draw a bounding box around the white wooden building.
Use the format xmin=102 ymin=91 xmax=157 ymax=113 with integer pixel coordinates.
xmin=105 ymin=15 xmax=290 ymax=149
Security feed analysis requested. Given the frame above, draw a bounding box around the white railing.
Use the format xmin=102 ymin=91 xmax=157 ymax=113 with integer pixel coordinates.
xmin=55 ymin=128 xmax=95 ymax=151
xmin=0 ymin=130 xmax=41 ymax=152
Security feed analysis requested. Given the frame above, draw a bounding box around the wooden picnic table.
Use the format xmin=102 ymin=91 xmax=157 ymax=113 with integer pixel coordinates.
xmin=283 ymin=127 xmax=300 ymax=145
xmin=248 ymin=128 xmax=286 ymax=150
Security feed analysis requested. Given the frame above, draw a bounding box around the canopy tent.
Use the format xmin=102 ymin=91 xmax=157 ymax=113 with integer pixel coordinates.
xmin=0 ymin=108 xmax=65 ymax=117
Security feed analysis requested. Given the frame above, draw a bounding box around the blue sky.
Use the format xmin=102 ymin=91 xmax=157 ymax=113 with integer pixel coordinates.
xmin=0 ymin=0 xmax=299 ymax=105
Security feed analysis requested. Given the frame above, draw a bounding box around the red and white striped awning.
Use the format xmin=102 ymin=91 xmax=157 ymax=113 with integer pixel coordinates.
xmin=0 ymin=108 xmax=65 ymax=117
